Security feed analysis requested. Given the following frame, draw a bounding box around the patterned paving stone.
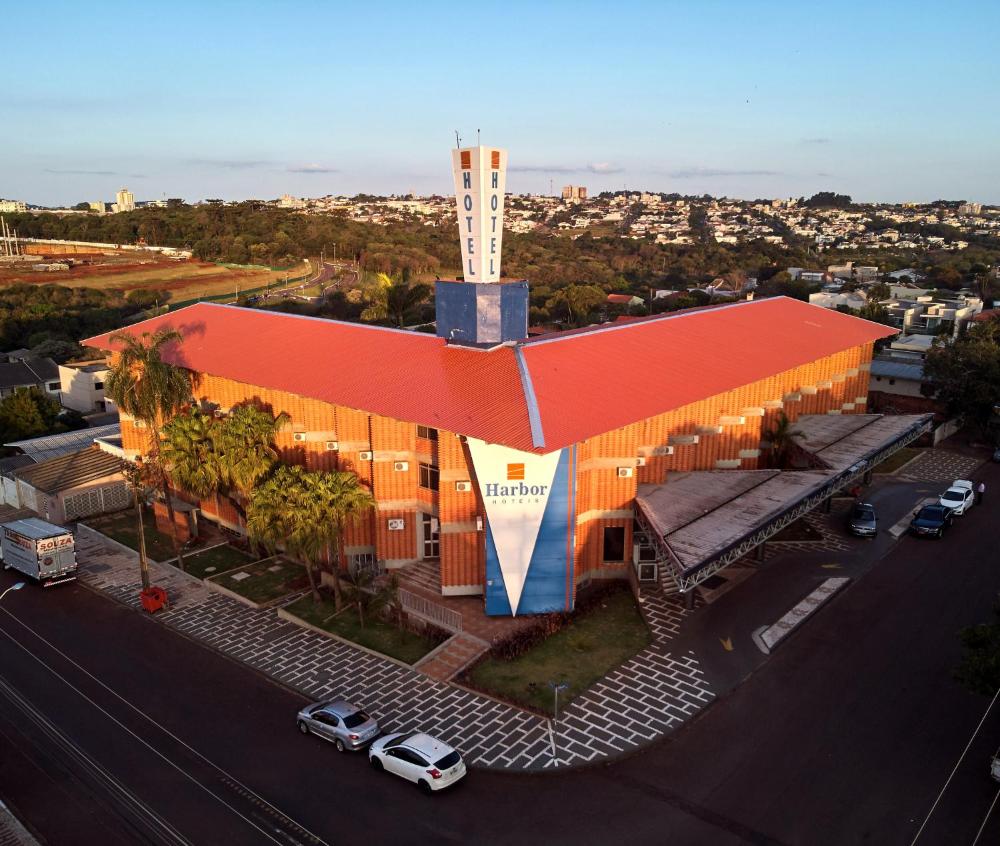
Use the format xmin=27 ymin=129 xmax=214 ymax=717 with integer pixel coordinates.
xmin=75 ymin=529 xmax=716 ymax=771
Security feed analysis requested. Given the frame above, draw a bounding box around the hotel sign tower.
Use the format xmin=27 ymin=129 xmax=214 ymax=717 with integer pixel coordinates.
xmin=435 ymin=144 xmax=528 ymax=347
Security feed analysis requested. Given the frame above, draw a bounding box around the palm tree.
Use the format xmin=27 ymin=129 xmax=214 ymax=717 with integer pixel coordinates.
xmin=161 ymin=407 xmax=220 ymax=501
xmin=764 ymin=411 xmax=805 ymax=469
xmin=105 ymin=328 xmax=192 ymax=569
xmin=385 ymin=282 xmax=432 ymax=328
xmin=213 ymin=404 xmax=289 ymax=523
xmin=247 ymin=466 xmax=373 ymax=606
xmin=360 ymin=271 xmax=394 ymax=322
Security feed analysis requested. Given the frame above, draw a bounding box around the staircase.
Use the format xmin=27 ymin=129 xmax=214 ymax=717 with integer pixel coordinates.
xmin=414 ymin=633 xmax=490 ymax=682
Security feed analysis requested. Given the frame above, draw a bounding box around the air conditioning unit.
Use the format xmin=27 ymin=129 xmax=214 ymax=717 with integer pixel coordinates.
xmin=636 ymin=457 xmax=646 ymax=467
xmin=617 ymin=467 xmax=634 ymax=478
xmin=393 ymin=461 xmax=409 ymax=472
xmin=324 ymin=441 xmax=339 ymax=451
xmin=293 ymin=432 xmax=307 ymax=442
xmin=455 ymin=481 xmax=472 ymax=492
xmin=387 ymin=518 xmax=405 ymax=531
xmin=359 ymin=451 xmax=373 ymax=461
xmin=637 ymin=562 xmax=658 ymax=582
xmin=475 ymin=516 xmax=484 ymax=531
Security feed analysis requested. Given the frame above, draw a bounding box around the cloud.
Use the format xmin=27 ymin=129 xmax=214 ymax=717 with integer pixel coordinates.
xmin=187 ymin=158 xmax=271 ymax=169
xmin=287 ymin=163 xmax=338 ymax=174
xmin=509 ymin=162 xmax=623 ymax=175
xmin=44 ymin=168 xmax=146 ymax=178
xmin=668 ymin=167 xmax=781 ymax=179
xmin=800 ymin=137 xmax=830 ymax=145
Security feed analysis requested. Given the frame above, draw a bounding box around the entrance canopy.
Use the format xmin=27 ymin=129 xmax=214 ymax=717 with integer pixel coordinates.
xmin=635 ymin=414 xmax=932 ymax=592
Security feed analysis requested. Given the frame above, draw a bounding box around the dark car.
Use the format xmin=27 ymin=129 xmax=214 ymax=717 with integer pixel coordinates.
xmin=909 ymin=504 xmax=953 ymax=539
xmin=847 ymin=501 xmax=878 ymax=537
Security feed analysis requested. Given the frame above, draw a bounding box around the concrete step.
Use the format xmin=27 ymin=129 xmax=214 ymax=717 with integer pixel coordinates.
xmin=414 ymin=633 xmax=490 ymax=682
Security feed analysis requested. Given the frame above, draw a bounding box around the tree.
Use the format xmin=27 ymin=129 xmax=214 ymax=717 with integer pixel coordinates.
xmin=923 ymin=321 xmax=1000 ymax=437
xmin=544 ymin=284 xmax=606 ymax=327
xmin=247 ymin=465 xmax=374 ymax=606
xmin=0 ymin=388 xmax=62 ymax=442
xmin=161 ymin=403 xmax=288 ymax=532
xmin=359 ymin=271 xmax=394 ymax=322
xmin=341 ymin=566 xmax=400 ymax=628
xmin=763 ymin=411 xmax=805 ymax=468
xmin=385 ymin=282 xmax=432 ymax=328
xmin=104 ymin=329 xmax=193 ymax=569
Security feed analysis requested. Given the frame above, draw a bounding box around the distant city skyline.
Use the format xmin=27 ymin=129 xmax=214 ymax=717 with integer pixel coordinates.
xmin=3 ymin=0 xmax=998 ymax=207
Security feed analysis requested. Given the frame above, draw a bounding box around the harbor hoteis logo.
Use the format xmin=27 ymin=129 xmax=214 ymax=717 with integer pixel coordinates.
xmin=467 ymin=438 xmax=563 ymax=614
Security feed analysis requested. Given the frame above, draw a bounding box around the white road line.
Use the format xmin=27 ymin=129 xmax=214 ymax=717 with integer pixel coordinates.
xmin=971 ymin=786 xmax=1000 ymax=846
xmin=910 ymin=685 xmax=1000 ymax=845
xmin=0 ymin=608 xmax=328 ymax=846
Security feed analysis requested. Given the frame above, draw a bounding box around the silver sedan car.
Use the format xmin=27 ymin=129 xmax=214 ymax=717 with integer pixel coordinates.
xmin=296 ymin=700 xmax=381 ymax=752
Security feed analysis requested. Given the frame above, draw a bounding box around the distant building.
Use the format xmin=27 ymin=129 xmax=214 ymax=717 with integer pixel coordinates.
xmin=0 ymin=199 xmax=26 ymax=213
xmin=278 ymin=194 xmax=306 ymax=209
xmin=58 ymin=360 xmax=114 ymax=414
xmin=89 ymin=201 xmax=106 ymax=214
xmin=958 ymin=202 xmax=983 ymax=215
xmin=882 ymin=293 xmax=983 ymax=340
xmin=561 ymin=185 xmax=587 ymax=201
xmin=115 ymin=188 xmax=135 ymax=213
xmin=0 ymin=356 xmax=60 ymax=399
xmin=809 ymin=290 xmax=869 ymax=311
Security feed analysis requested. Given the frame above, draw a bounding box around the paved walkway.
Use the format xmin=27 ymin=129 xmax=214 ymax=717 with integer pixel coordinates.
xmin=73 ymin=530 xmax=715 ymax=771
xmin=0 ymin=801 xmax=39 ymax=846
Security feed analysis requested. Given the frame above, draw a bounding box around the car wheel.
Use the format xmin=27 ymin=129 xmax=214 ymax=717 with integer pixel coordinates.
xmin=297 ymin=720 xmax=309 ymax=735
xmin=335 ymin=739 xmax=345 ymax=753
xmin=370 ymin=756 xmax=383 ymax=771
xmin=418 ymin=779 xmax=432 ymax=795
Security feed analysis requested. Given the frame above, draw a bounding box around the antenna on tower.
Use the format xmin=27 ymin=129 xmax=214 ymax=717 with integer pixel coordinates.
xmin=477 ymin=128 xmax=481 ymax=146
xmin=455 ymin=130 xmax=461 ymax=149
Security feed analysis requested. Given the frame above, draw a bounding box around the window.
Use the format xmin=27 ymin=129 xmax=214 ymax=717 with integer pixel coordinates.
xmin=602 ymin=526 xmax=626 ymax=563
xmin=94 ymin=381 xmax=104 ymax=389
xmin=419 ymin=463 xmax=439 ymax=491
xmin=422 ymin=513 xmax=439 ymax=558
xmin=48 ymin=382 xmax=60 ymax=391
xmin=416 ymin=425 xmax=438 ymax=441
xmin=343 ymin=711 xmax=369 ymax=728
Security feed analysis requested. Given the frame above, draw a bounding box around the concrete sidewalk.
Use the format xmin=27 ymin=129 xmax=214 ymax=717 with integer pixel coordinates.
xmin=73 ymin=529 xmax=714 ymax=771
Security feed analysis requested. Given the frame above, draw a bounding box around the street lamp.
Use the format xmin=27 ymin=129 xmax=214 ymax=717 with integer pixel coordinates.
xmin=0 ymin=582 xmax=25 ymax=603
xmin=548 ymin=680 xmax=570 ymax=723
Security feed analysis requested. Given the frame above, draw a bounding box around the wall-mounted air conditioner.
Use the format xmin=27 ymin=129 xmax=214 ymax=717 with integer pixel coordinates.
xmin=324 ymin=441 xmax=338 ymax=451
xmin=617 ymin=467 xmax=634 ymax=478
xmin=476 ymin=516 xmax=484 ymax=531
xmin=387 ymin=518 xmax=405 ymax=531
xmin=359 ymin=451 xmax=373 ymax=461
xmin=636 ymin=457 xmax=646 ymax=467
xmin=455 ymin=481 xmax=472 ymax=492
xmin=393 ymin=461 xmax=409 ymax=472
xmin=293 ymin=432 xmax=307 ymax=442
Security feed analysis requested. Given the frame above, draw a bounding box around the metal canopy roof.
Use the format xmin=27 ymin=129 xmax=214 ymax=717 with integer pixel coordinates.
xmin=635 ymin=413 xmax=933 ymax=592
xmin=5 ymin=424 xmax=121 ymax=463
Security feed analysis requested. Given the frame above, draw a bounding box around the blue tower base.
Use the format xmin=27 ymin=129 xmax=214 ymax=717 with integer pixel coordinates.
xmin=435 ymin=280 xmax=529 ymax=347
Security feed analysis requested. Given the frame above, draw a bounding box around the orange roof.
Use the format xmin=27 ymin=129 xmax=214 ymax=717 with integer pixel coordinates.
xmin=85 ymin=298 xmax=895 ymax=453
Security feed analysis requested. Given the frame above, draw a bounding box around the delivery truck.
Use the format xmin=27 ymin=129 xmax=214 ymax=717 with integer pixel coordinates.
xmin=0 ymin=518 xmax=77 ymax=586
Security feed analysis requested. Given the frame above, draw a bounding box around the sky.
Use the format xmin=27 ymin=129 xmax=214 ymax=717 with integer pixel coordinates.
xmin=3 ymin=0 xmax=999 ymax=206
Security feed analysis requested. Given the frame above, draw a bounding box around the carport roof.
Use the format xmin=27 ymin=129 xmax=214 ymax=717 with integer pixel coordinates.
xmin=636 ymin=413 xmax=933 ymax=581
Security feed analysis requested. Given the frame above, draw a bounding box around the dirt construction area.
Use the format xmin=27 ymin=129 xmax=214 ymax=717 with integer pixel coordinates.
xmin=0 ymin=255 xmax=309 ymax=303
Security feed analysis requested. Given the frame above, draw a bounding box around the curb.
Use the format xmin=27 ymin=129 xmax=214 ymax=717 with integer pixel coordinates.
xmin=753 ymin=578 xmax=850 ymax=654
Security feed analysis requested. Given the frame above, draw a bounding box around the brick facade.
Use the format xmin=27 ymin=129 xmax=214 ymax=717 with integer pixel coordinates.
xmin=119 ymin=342 xmax=874 ymax=606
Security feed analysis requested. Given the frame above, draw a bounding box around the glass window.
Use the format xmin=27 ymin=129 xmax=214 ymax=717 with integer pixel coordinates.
xmin=435 ymin=750 xmax=461 ymax=769
xmin=343 ymin=711 xmax=369 ymax=728
xmin=416 ymin=425 xmax=438 ymax=441
xmin=48 ymin=382 xmax=60 ymax=391
xmin=419 ymin=463 xmax=439 ymax=491
xmin=94 ymin=381 xmax=104 ymax=389
xmin=603 ymin=526 xmax=626 ymax=562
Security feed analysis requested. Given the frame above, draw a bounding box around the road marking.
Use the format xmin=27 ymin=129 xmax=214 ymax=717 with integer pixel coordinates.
xmin=0 ymin=608 xmax=328 ymax=846
xmin=909 ymin=685 xmax=1000 ymax=845
xmin=821 ymin=563 xmax=842 ymax=570
xmin=720 ymin=637 xmax=734 ymax=652
xmin=971 ymin=785 xmax=1000 ymax=846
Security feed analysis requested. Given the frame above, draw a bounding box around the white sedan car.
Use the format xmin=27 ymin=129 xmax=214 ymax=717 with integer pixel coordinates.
xmin=369 ymin=731 xmax=466 ymax=793
xmin=939 ymin=480 xmax=975 ymax=515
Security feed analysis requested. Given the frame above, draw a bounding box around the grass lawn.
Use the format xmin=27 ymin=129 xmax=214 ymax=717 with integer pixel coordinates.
xmin=209 ymin=557 xmax=310 ymax=605
xmin=87 ymin=509 xmax=177 ymax=562
xmin=873 ymin=447 xmax=922 ymax=474
xmin=284 ymin=594 xmax=438 ymax=665
xmin=466 ymin=589 xmax=651 ymax=715
xmin=183 ymin=544 xmax=257 ymax=580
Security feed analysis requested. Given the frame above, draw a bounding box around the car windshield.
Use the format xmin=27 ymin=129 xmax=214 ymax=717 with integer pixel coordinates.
xmin=941 ymin=491 xmax=963 ymax=502
xmin=343 ymin=710 xmax=369 ymax=728
xmin=435 ymin=750 xmax=461 ymax=769
xmin=918 ymin=507 xmax=943 ymax=520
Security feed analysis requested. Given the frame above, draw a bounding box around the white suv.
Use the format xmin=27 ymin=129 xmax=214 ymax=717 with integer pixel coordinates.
xmin=369 ymin=732 xmax=466 ymax=793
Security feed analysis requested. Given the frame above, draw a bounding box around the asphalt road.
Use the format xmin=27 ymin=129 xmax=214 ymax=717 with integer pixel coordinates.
xmin=1 ymin=460 xmax=998 ymax=845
